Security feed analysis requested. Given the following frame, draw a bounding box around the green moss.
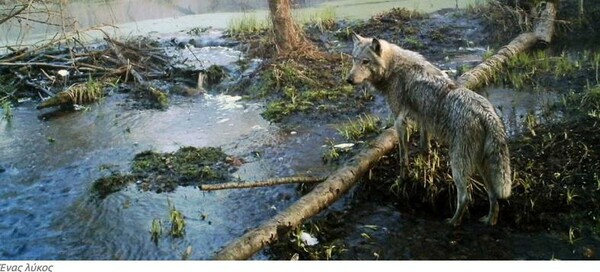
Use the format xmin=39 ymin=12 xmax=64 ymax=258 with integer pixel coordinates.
xmin=205 ymin=65 xmax=227 ymax=85
xmin=150 ymin=87 xmax=169 ymax=109
xmin=93 ymin=146 xmax=231 ymax=197
xmin=91 ymin=174 xmax=139 ymax=199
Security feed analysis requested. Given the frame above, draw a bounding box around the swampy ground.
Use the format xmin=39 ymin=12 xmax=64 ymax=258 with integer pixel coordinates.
xmin=2 ymin=1 xmax=600 ymax=260
xmin=249 ymin=4 xmax=600 ymax=260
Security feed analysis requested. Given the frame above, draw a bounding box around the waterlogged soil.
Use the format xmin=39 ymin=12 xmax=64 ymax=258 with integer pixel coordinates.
xmin=243 ymin=8 xmax=600 ymax=260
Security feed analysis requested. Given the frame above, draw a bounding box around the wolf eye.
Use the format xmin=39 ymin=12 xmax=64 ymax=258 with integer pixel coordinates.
xmin=361 ymin=59 xmax=370 ymax=65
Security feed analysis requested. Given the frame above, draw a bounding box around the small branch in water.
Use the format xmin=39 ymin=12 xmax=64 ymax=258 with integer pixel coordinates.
xmin=199 ymin=176 xmax=326 ymax=191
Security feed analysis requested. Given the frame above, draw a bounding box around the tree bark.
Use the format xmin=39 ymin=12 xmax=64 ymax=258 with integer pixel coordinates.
xmin=213 ymin=1 xmax=557 ymax=260
xmin=199 ymin=176 xmax=325 ymax=191
xmin=456 ymin=2 xmax=556 ymax=90
xmin=214 ymin=128 xmax=399 ymax=260
xmin=268 ymin=0 xmax=313 ymax=55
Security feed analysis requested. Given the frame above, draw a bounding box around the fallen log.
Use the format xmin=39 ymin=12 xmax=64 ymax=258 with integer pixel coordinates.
xmin=214 ymin=128 xmax=398 ymax=260
xmin=213 ymin=1 xmax=557 ymax=260
xmin=456 ymin=2 xmax=556 ymax=90
xmin=199 ymin=176 xmax=325 ymax=191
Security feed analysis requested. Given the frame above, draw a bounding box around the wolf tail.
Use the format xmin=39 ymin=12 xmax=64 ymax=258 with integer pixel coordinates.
xmin=483 ymin=112 xmax=512 ymax=199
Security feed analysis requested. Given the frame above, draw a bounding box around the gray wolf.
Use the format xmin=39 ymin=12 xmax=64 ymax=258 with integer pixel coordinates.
xmin=346 ymin=33 xmax=512 ymax=226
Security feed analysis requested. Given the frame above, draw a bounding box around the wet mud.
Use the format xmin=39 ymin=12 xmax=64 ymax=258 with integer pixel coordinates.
xmin=256 ymin=7 xmax=600 ymax=260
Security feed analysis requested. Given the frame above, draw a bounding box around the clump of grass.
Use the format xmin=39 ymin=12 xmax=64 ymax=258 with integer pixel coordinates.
xmin=92 ymin=146 xmax=231 ymax=197
xmin=373 ymin=7 xmax=427 ymax=22
xmin=205 ymin=65 xmax=227 ymax=85
xmin=169 ymin=204 xmax=186 ymax=238
xmin=498 ymin=50 xmax=597 ymax=91
xmin=523 ymin=112 xmax=538 ymax=136
xmin=322 ymin=140 xmax=341 ymax=163
xmin=482 ymin=48 xmax=495 ymax=61
xmin=131 ymin=146 xmax=228 ymax=182
xmin=1 ymin=100 xmax=13 ymax=122
xmin=304 ymin=6 xmax=337 ymax=32
xmin=566 ymin=188 xmax=578 ymax=205
xmin=228 ymin=13 xmax=270 ymax=38
xmin=336 ymin=114 xmax=381 ymax=141
xmin=36 ymin=76 xmax=110 ymax=110
xmin=256 ymin=56 xmax=357 ymax=122
xmin=150 ymin=218 xmax=162 ymax=244
xmin=91 ymin=174 xmax=139 ymax=199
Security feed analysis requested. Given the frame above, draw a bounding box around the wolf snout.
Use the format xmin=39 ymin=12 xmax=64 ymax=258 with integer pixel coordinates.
xmin=345 ymin=76 xmax=356 ymax=85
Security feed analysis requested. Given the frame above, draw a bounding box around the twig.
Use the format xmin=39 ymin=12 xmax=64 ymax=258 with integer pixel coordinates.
xmin=0 ymin=62 xmax=73 ymax=69
xmin=0 ymin=4 xmax=30 ymax=26
xmin=199 ymin=176 xmax=326 ymax=191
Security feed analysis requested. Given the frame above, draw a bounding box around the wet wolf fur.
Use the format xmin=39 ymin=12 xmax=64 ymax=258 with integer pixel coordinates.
xmin=346 ymin=33 xmax=512 ymax=226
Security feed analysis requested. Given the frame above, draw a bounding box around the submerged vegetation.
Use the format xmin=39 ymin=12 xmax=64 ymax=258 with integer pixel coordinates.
xmin=92 ymin=146 xmax=234 ymax=198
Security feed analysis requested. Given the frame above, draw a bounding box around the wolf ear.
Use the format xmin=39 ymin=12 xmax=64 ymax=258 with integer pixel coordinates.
xmin=351 ymin=32 xmax=362 ymax=45
xmin=371 ymin=38 xmax=382 ymax=56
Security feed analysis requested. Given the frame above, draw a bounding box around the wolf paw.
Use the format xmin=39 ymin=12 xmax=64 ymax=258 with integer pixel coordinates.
xmin=444 ymin=218 xmax=461 ymax=227
xmin=478 ymin=216 xmax=497 ymax=226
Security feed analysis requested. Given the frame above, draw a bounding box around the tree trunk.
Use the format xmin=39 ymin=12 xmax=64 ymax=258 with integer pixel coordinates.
xmin=214 ymin=128 xmax=399 ymax=260
xmin=213 ymin=1 xmax=557 ymax=260
xmin=268 ymin=0 xmax=313 ymax=55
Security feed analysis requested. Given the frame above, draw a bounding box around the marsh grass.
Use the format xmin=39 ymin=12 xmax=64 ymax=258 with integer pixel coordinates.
xmin=1 ymin=99 xmax=12 ymax=122
xmin=499 ymin=50 xmax=600 ymax=91
xmin=256 ymin=56 xmax=357 ymax=122
xmin=169 ymin=203 xmax=186 ymax=238
xmin=227 ymin=13 xmax=271 ymax=38
xmin=336 ymin=114 xmax=381 ymax=141
xmin=150 ymin=218 xmax=162 ymax=244
xmin=299 ymin=6 xmax=337 ymax=33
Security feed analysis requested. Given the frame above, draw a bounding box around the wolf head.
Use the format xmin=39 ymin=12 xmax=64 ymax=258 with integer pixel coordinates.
xmin=345 ymin=33 xmax=388 ymax=85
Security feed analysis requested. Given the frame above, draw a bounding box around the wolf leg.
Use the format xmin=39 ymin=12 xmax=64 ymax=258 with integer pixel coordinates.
xmin=394 ymin=115 xmax=409 ymax=179
xmin=478 ymin=168 xmax=500 ymax=225
xmin=446 ymin=158 xmax=471 ymax=226
xmin=419 ymin=129 xmax=430 ymax=153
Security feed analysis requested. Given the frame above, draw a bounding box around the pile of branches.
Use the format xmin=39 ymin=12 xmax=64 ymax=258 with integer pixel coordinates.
xmin=0 ymin=34 xmax=171 ymax=109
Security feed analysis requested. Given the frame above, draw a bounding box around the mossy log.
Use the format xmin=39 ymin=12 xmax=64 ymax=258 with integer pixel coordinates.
xmin=213 ymin=1 xmax=558 ymax=260
xmin=214 ymin=128 xmax=398 ymax=260
xmin=36 ymin=82 xmax=104 ymax=109
xmin=456 ymin=1 xmax=556 ymax=90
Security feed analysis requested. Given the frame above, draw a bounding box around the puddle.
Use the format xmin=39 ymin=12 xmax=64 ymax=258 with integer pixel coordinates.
xmin=483 ymin=87 xmax=561 ymax=136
